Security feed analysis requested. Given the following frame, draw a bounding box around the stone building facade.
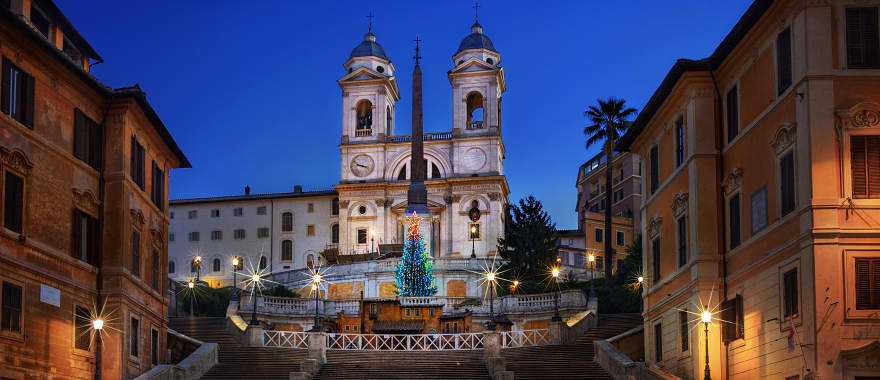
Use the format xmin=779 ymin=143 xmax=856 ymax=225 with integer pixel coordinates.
xmin=0 ymin=1 xmax=189 ymax=379
xmin=619 ymin=0 xmax=880 ymax=378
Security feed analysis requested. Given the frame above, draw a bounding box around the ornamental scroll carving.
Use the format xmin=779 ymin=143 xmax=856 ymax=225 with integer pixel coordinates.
xmin=838 ymin=102 xmax=880 ymax=129
xmin=648 ymin=215 xmax=663 ymax=237
xmin=770 ymin=123 xmax=796 ymax=155
xmin=71 ymin=188 xmax=100 ymax=217
xmin=722 ymin=168 xmax=744 ymax=197
xmin=0 ymin=147 xmax=33 ymax=176
xmin=130 ymin=208 xmax=145 ymax=227
xmin=671 ymin=192 xmax=689 ymax=217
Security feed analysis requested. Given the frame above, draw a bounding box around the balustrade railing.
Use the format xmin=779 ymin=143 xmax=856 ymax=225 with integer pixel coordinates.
xmin=501 ymin=329 xmax=552 ymax=348
xmin=326 ymin=332 xmax=484 ymax=351
xmin=355 ymin=129 xmax=372 ymax=137
xmin=385 ymin=131 xmax=453 ymax=143
xmin=263 ymin=330 xmax=309 ymax=349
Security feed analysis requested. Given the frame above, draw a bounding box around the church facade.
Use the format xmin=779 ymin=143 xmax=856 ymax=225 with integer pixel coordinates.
xmin=168 ymin=21 xmax=509 ymax=289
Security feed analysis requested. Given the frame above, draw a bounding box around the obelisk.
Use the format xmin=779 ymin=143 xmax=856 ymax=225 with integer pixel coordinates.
xmin=406 ymin=37 xmax=429 ymax=216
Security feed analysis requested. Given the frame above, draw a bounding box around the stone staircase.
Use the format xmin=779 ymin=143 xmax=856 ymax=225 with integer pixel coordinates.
xmin=501 ymin=313 xmax=643 ymax=380
xmin=169 ymin=317 xmax=306 ymax=380
xmin=315 ymin=350 xmax=490 ymax=379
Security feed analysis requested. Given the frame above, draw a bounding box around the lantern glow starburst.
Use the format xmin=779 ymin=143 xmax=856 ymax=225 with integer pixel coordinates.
xmin=234 ymin=254 xmax=279 ymax=298
xmin=300 ymin=264 xmax=333 ymax=297
xmin=74 ymin=299 xmax=120 ymax=350
xmin=465 ymin=253 xmax=512 ymax=302
xmin=673 ymin=283 xmax=736 ymax=338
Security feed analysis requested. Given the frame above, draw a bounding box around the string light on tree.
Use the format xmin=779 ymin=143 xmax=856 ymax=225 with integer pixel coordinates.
xmin=395 ymin=211 xmax=437 ymax=297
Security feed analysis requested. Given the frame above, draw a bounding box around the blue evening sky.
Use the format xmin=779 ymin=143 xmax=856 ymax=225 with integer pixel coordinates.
xmin=59 ymin=1 xmax=751 ymax=229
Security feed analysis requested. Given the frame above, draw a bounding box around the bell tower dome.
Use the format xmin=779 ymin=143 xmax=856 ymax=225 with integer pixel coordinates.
xmin=448 ymin=19 xmax=505 ymax=135
xmin=339 ymin=27 xmax=400 ymax=143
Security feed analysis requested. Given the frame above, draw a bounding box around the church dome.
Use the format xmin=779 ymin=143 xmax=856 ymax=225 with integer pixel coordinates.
xmin=456 ymin=22 xmax=497 ymax=54
xmin=350 ymin=31 xmax=389 ymax=60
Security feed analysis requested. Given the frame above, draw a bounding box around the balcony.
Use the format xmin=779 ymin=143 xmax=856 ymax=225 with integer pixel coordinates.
xmin=355 ymin=129 xmax=372 ymax=137
xmin=385 ymin=132 xmax=453 ymax=143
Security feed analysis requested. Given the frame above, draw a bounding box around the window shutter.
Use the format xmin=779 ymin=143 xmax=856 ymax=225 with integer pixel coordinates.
xmin=652 ymin=238 xmax=661 ymax=279
xmin=726 ymin=86 xmax=738 ymax=143
xmin=71 ymin=210 xmax=82 ymax=261
xmin=847 ymin=8 xmax=880 ymax=68
xmin=781 ymin=152 xmax=796 ymax=215
xmin=729 ymin=194 xmax=741 ymax=248
xmin=22 ymin=71 xmax=34 ymax=128
xmin=91 ymin=117 xmax=103 ymax=170
xmin=722 ymin=295 xmax=744 ymax=342
xmin=776 ymin=28 xmax=792 ymax=94
xmin=1 ymin=58 xmax=9 ymax=114
xmin=74 ymin=110 xmax=86 ymax=161
xmin=650 ymin=145 xmax=659 ymax=193
xmin=856 ymin=258 xmax=873 ymax=309
xmin=4 ymin=172 xmax=23 ymax=233
xmin=783 ymin=269 xmax=798 ymax=317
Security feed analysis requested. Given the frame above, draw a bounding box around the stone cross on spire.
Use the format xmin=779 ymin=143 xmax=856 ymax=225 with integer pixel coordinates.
xmin=406 ymin=36 xmax=428 ymax=215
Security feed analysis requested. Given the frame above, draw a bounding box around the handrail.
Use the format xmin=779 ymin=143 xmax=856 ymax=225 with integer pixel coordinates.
xmin=500 ymin=329 xmax=552 ymax=348
xmin=326 ymin=332 xmax=484 ymax=350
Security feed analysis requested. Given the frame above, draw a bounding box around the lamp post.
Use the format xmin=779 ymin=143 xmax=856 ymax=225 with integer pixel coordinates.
xmin=187 ymin=280 xmax=195 ymax=316
xmin=193 ymin=256 xmax=202 ymax=282
xmin=587 ymin=253 xmax=596 ymax=298
xmin=701 ymin=310 xmax=712 ymax=380
xmin=470 ymin=225 xmax=477 ymax=258
xmin=370 ymin=229 xmax=375 ymax=253
xmin=551 ymin=266 xmax=561 ymax=322
xmin=312 ymin=273 xmax=323 ymax=331
xmin=511 ymin=280 xmax=519 ymax=294
xmin=231 ymin=257 xmax=240 ymax=303
xmin=249 ymin=273 xmax=261 ymax=325
xmin=486 ymin=271 xmax=496 ymax=330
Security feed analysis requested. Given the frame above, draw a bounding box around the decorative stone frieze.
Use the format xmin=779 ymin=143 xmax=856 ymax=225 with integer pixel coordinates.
xmin=71 ymin=188 xmax=100 ymax=217
xmin=722 ymin=167 xmax=744 ymax=197
xmin=838 ymin=102 xmax=880 ymax=129
xmin=130 ymin=208 xmax=146 ymax=227
xmin=670 ymin=192 xmax=689 ymax=217
xmin=770 ymin=123 xmax=797 ymax=155
xmin=648 ymin=215 xmax=663 ymax=237
xmin=0 ymin=147 xmax=33 ymax=176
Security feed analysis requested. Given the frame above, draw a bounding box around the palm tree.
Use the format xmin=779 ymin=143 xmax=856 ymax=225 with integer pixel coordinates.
xmin=584 ymin=97 xmax=636 ymax=281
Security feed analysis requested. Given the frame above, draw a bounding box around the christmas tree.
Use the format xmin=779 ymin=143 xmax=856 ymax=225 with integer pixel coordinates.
xmin=396 ymin=212 xmax=437 ymax=297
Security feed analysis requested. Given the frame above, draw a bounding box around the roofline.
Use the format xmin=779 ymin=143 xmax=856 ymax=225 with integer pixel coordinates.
xmin=170 ymin=189 xmax=338 ymax=206
xmin=40 ymin=0 xmax=102 ymax=60
xmin=617 ymin=0 xmax=773 ymax=151
xmin=113 ymin=86 xmax=192 ymax=168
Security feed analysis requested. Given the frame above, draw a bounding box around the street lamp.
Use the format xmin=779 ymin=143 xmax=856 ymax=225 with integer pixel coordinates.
xmin=187 ymin=280 xmax=195 ymax=316
xmin=587 ymin=253 xmax=596 ymax=298
xmin=637 ymin=276 xmax=644 ymax=284
xmin=701 ymin=310 xmax=712 ymax=380
xmin=370 ymin=229 xmax=375 ymax=253
xmin=231 ymin=256 xmax=240 ymax=303
xmin=249 ymin=273 xmax=261 ymax=325
xmin=311 ymin=272 xmax=323 ymax=331
xmin=510 ymin=279 xmax=519 ymax=294
xmin=485 ymin=270 xmax=497 ymax=330
xmin=92 ymin=318 xmax=105 ymax=331
xmin=470 ymin=224 xmax=478 ymax=258
xmin=551 ymin=266 xmax=561 ymax=322
xmin=193 ymin=256 xmax=202 ymax=282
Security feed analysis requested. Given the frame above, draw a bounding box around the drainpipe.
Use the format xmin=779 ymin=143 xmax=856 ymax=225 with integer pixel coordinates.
xmin=709 ymin=68 xmax=729 ymax=380
xmin=94 ymin=95 xmax=113 ymax=380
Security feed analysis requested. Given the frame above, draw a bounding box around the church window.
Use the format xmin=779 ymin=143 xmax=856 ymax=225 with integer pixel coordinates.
xmin=212 ymin=258 xmax=221 ymax=272
xmin=397 ymin=164 xmax=407 ymax=180
xmin=358 ymin=205 xmax=367 ymax=215
xmin=466 ymin=92 xmax=484 ymax=130
xmin=486 ymin=57 xmax=494 ymax=64
xmin=376 ymin=65 xmax=384 ymax=73
xmin=386 ymin=106 xmax=392 ymax=135
xmin=431 ymin=163 xmax=441 ymax=179
xmin=357 ymin=228 xmax=368 ymax=244
xmin=355 ymin=100 xmax=373 ymax=135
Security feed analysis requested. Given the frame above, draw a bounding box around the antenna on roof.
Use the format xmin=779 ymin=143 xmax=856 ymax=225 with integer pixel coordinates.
xmin=367 ymin=12 xmax=374 ymax=33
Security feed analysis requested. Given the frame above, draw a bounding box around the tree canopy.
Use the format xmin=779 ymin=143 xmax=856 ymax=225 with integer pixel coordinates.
xmin=497 ymin=195 xmax=559 ymax=294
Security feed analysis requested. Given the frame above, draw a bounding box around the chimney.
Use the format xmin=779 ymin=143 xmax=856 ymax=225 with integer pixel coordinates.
xmin=244 ymin=185 xmax=251 ymax=195
xmin=293 ymin=185 xmax=303 ymax=193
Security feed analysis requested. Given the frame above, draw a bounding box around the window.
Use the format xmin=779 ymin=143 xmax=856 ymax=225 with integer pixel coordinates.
xmin=729 ymin=193 xmax=741 ymax=249
xmin=308 ymin=203 xmax=314 ymax=213
xmin=188 ymin=231 xmax=199 ymax=242
xmin=259 ymin=256 xmax=267 ymax=270
xmin=780 ymin=151 xmax=796 ymax=216
xmin=783 ymin=268 xmax=799 ymax=318
xmin=331 ymin=224 xmax=339 ymax=244
xmin=188 ymin=210 xmax=197 ymax=219
xmin=169 ymin=233 xmax=175 ymax=242
xmin=726 ymin=86 xmax=739 ymax=143
xmin=654 ymin=323 xmax=663 ymax=362
xmin=151 ymin=162 xmax=164 ymax=210
xmin=4 ymin=171 xmax=24 ymax=233
xmin=73 ymin=109 xmax=102 ymax=170
xmin=306 ymin=225 xmax=315 ymax=237
xmin=721 ymin=294 xmax=744 ymax=342
xmin=258 ymin=227 xmax=269 ymax=238
xmin=431 ymin=163 xmax=441 ymax=179
xmin=751 ymin=187 xmax=768 ymax=234
xmin=130 ymin=137 xmax=145 ymax=190
xmin=616 ymin=231 xmax=625 ymax=246
xmin=356 ymin=100 xmax=373 ymax=132
xmin=397 ymin=164 xmax=407 ymax=180
xmin=256 ymin=206 xmax=267 ymax=215
xmin=72 ymin=209 xmax=98 ymax=265
xmin=850 ymin=135 xmax=880 ymax=198
xmin=469 ymin=223 xmax=481 ymax=240
xmin=594 ymin=228 xmax=603 ymax=243
xmin=652 ymin=237 xmax=661 ymax=280
xmin=1 ymin=281 xmax=22 ymax=333
xmin=211 ymin=230 xmax=222 ymax=241
xmin=856 ymin=258 xmax=880 ymax=309
xmin=234 ymin=207 xmax=243 ymax=216
xmin=357 ymin=228 xmax=368 ymax=244
xmin=131 ymin=230 xmax=141 ymax=278
xmin=679 ymin=310 xmax=689 ymax=352
xmin=211 ymin=209 xmax=220 ymax=218
xmin=776 ymin=28 xmax=792 ymax=95
xmin=331 ymin=198 xmax=339 ymax=216
xmin=649 ymin=145 xmax=659 ymax=194
xmin=1 ymin=57 xmax=35 ymax=128
xmin=130 ymin=316 xmax=140 ymax=357
xmin=674 ymin=117 xmax=684 ymax=167
xmin=282 ymin=212 xmax=293 ymax=232
xmin=306 ymin=254 xmax=314 ymax=269
xmin=677 ymin=216 xmax=687 ymax=267
xmin=151 ymin=250 xmax=159 ymax=291
xmin=151 ymin=328 xmax=160 ymax=366
xmin=168 ymin=261 xmax=175 ymax=274
xmin=846 ymin=7 xmax=880 ymax=69
xmin=29 ymin=4 xmax=51 ymax=38
xmin=234 ymin=229 xmax=245 ymax=240
xmin=212 ymin=258 xmax=221 ymax=272
xmin=281 ymin=240 xmax=293 ymax=261
xmin=74 ymin=305 xmax=91 ymax=351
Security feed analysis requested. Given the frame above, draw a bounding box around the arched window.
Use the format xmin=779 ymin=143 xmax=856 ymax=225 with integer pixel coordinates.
xmin=331 ymin=224 xmax=339 ymax=244
xmin=169 ymin=261 xmax=175 ymax=274
xmin=282 ymin=240 xmax=293 ymax=261
xmin=282 ymin=212 xmax=293 ymax=232
xmin=259 ymin=256 xmax=267 ymax=270
xmin=431 ymin=163 xmax=441 ymax=179
xmin=386 ymin=106 xmax=392 ymax=135
xmin=212 ymin=258 xmax=221 ymax=272
xmin=466 ymin=92 xmax=485 ymax=129
xmin=306 ymin=254 xmax=315 ymax=269
xmin=331 ymin=198 xmax=339 ymax=216
xmin=397 ymin=164 xmax=407 ymax=180
xmin=356 ymin=100 xmax=373 ymax=132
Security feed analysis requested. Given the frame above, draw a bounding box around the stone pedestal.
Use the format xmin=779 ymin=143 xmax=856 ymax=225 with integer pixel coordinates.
xmin=308 ymin=332 xmax=327 ymax=364
xmin=549 ymin=321 xmax=565 ymax=345
xmin=483 ymin=331 xmax=501 ymax=359
xmin=246 ymin=325 xmax=264 ymax=347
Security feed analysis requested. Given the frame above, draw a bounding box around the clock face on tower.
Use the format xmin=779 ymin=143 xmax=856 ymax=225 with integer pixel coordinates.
xmin=350 ymin=154 xmax=375 ymax=177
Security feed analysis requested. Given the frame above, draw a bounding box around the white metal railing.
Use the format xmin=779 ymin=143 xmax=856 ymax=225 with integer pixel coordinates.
xmin=501 ymin=329 xmax=552 ymax=348
xmin=326 ymin=332 xmax=484 ymax=351
xmin=263 ymin=330 xmax=309 ymax=349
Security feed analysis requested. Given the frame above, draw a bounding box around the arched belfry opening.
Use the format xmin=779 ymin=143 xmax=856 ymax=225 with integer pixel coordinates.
xmin=356 ymin=100 xmax=373 ymax=135
xmin=386 ymin=105 xmax=392 ymax=135
xmin=466 ymin=92 xmax=484 ymax=130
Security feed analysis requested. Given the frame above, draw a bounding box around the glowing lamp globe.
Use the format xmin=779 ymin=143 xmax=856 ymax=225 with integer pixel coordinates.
xmin=232 ymin=257 xmax=239 ymax=266
xmin=195 ymin=256 xmax=202 ymax=263
xmin=486 ymin=272 xmax=496 ymax=282
xmin=470 ymin=225 xmax=477 ymax=234
xmin=312 ymin=274 xmax=322 ymax=284
xmin=92 ymin=319 xmax=105 ymax=331
xmin=311 ymin=283 xmax=318 ymax=291
xmin=701 ymin=310 xmax=713 ymax=324
xmin=637 ymin=276 xmax=644 ymax=284
xmin=551 ymin=267 xmax=560 ymax=278
xmin=587 ymin=254 xmax=595 ymax=263
xmin=251 ymin=274 xmax=261 ymax=282
xmin=187 ymin=281 xmax=195 ymax=289
xmin=512 ymin=280 xmax=519 ymax=287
